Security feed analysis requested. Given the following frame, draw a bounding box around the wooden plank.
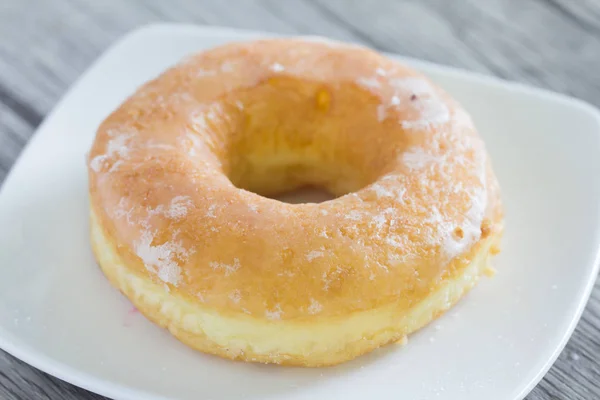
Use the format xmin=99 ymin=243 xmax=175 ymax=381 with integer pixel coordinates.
xmin=0 ymin=353 xmax=104 ymax=400
xmin=0 ymin=101 xmax=32 ymax=183
xmin=1 ymin=0 xmax=600 ymax=398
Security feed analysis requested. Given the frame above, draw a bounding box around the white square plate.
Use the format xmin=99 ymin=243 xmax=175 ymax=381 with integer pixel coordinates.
xmin=1 ymin=23 xmax=600 ymax=400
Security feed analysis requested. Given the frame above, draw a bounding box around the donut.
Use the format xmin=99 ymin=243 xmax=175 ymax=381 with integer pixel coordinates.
xmin=88 ymin=38 xmax=503 ymax=367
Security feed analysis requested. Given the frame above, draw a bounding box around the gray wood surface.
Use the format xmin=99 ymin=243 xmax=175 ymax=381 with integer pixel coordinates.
xmin=1 ymin=0 xmax=599 ymax=398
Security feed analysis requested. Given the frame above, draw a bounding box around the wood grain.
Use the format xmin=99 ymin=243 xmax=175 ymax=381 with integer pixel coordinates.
xmin=0 ymin=0 xmax=599 ymax=398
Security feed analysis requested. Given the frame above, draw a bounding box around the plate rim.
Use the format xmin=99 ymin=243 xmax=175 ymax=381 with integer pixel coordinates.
xmin=1 ymin=22 xmax=600 ymax=400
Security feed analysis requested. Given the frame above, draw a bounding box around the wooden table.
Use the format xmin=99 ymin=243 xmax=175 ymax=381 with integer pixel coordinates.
xmin=1 ymin=1 xmax=599 ymax=398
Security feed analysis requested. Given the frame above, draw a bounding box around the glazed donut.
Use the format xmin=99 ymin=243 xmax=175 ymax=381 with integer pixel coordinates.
xmin=88 ymin=38 xmax=503 ymax=366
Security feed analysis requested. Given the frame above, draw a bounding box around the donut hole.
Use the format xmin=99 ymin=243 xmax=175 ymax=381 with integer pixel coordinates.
xmin=271 ymin=186 xmax=336 ymax=204
xmin=220 ymin=77 xmax=401 ymax=201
